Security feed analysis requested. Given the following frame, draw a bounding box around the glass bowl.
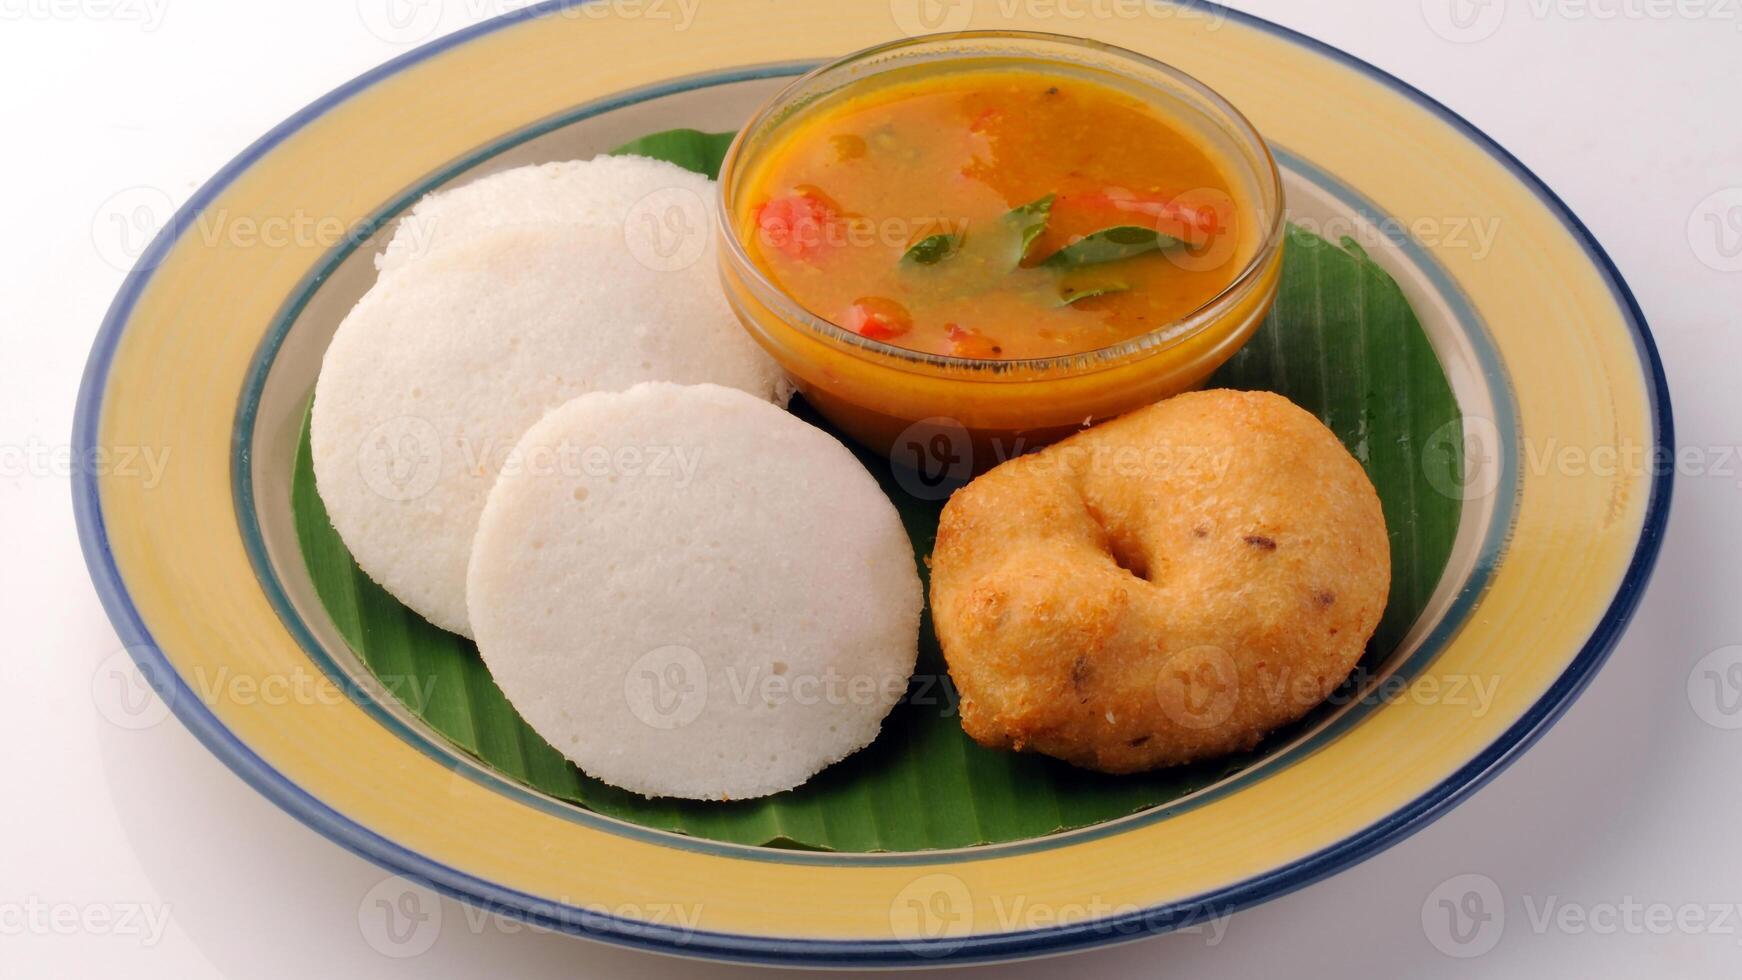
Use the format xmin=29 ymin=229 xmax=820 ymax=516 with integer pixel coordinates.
xmin=717 ymin=30 xmax=1286 ymax=469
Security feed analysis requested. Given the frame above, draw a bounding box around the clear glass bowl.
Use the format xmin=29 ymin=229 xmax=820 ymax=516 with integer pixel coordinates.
xmin=717 ymin=30 xmax=1286 ymax=468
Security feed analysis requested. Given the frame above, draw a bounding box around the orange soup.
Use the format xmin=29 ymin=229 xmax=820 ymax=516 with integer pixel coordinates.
xmin=738 ymin=68 xmax=1251 ymax=360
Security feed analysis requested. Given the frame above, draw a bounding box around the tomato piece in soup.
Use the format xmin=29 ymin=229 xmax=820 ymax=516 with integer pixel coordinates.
xmin=756 ymin=191 xmax=840 ymax=260
xmin=1057 ymin=190 xmax=1225 ymax=241
xmin=843 ymin=298 xmax=913 ymax=341
xmin=945 ymin=323 xmax=1003 ymax=358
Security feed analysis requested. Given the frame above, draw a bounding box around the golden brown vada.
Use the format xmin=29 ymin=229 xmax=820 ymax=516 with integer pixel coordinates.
xmin=930 ymin=389 xmax=1391 ymax=773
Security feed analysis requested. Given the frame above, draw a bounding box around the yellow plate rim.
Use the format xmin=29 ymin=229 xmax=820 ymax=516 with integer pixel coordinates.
xmin=72 ymin=2 xmax=1672 ymax=966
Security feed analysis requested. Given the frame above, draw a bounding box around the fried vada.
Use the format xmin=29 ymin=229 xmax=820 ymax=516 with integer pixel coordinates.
xmin=929 ymin=389 xmax=1390 ymax=773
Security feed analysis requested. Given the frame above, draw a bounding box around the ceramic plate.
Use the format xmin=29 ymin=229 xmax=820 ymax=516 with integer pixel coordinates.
xmin=74 ymin=0 xmax=1670 ymax=966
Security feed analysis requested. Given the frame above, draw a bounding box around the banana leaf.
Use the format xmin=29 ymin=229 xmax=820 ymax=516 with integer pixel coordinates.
xmin=288 ymin=129 xmax=1461 ymax=851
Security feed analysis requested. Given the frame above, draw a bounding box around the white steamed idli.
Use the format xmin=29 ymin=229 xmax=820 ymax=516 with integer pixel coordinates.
xmin=466 ymin=382 xmax=922 ymax=801
xmin=310 ymin=224 xmax=784 ymax=637
xmin=376 ymin=155 xmax=718 ymax=272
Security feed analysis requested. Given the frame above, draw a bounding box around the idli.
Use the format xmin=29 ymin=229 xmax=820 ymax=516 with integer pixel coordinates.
xmin=466 ymin=382 xmax=922 ymax=801
xmin=377 ymin=155 xmax=718 ymax=273
xmin=310 ymin=224 xmax=785 ymax=637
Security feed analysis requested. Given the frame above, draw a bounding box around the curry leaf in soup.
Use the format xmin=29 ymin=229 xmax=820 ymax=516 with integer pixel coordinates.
xmin=917 ymin=196 xmax=1053 ymax=276
xmin=902 ymin=233 xmax=960 ymax=265
xmin=1042 ymin=225 xmax=1185 ymax=269
xmin=900 ymin=197 xmax=1051 ymax=288
xmin=1004 ymin=194 xmax=1055 ymax=266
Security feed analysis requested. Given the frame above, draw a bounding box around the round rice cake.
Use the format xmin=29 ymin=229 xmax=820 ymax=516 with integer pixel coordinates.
xmin=310 ymin=223 xmax=784 ymax=637
xmin=376 ymin=155 xmax=717 ymax=273
xmin=466 ymin=382 xmax=922 ymax=801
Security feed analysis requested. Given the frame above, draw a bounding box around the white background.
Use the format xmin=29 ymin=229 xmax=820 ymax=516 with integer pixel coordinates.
xmin=3 ymin=1 xmax=1739 ymax=976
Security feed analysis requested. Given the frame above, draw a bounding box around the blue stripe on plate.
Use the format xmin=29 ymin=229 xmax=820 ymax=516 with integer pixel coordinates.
xmin=72 ymin=0 xmax=1672 ymax=965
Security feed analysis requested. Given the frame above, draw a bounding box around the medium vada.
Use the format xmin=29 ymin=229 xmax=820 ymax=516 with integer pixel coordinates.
xmin=929 ymin=389 xmax=1391 ymax=773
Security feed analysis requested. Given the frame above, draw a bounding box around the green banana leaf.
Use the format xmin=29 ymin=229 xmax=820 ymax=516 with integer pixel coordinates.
xmin=289 ymin=129 xmax=1461 ymax=852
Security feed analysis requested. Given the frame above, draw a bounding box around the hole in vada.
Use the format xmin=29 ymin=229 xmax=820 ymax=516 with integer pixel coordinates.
xmin=1082 ymin=500 xmax=1150 ymax=581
